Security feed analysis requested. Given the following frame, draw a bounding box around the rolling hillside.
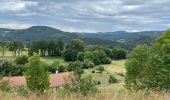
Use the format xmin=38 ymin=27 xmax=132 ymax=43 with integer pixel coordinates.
xmin=0 ymin=26 xmax=163 ymax=49
xmin=0 ymin=26 xmax=78 ymax=42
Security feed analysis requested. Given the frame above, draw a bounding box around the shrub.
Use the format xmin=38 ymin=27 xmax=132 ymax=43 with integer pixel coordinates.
xmin=97 ymin=80 xmax=101 ymax=85
xmin=96 ymin=66 xmax=104 ymax=73
xmin=64 ymin=75 xmax=98 ymax=96
xmin=15 ymin=55 xmax=28 ymax=65
xmin=101 ymin=57 xmax=112 ymax=64
xmin=47 ymin=65 xmax=58 ymax=73
xmin=0 ymin=80 xmax=11 ymax=92
xmin=92 ymin=70 xmax=95 ymax=73
xmin=25 ymin=54 xmax=49 ymax=94
xmin=48 ymin=61 xmax=67 ymax=73
xmin=13 ymin=86 xmax=28 ymax=96
xmin=58 ymin=65 xmax=67 ymax=72
xmin=83 ymin=60 xmax=95 ymax=69
xmin=109 ymin=74 xmax=118 ymax=84
xmin=0 ymin=60 xmax=25 ymax=76
xmin=68 ymin=61 xmax=84 ymax=77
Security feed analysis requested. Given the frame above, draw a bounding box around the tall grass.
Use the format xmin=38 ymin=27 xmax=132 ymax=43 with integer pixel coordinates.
xmin=0 ymin=91 xmax=169 ymax=100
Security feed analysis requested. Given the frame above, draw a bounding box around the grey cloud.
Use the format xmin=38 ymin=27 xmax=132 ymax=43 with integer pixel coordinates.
xmin=0 ymin=0 xmax=170 ymax=32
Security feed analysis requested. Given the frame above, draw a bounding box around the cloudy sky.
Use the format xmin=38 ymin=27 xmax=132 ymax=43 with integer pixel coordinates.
xmin=0 ymin=0 xmax=170 ymax=32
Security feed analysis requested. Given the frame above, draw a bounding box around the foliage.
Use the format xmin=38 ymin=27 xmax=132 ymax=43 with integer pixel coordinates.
xmin=64 ymin=75 xmax=98 ymax=96
xmin=0 ymin=80 xmax=11 ymax=92
xmin=48 ymin=61 xmax=67 ymax=73
xmin=63 ymin=49 xmax=78 ymax=61
xmin=125 ymin=45 xmax=149 ymax=91
xmin=111 ymin=48 xmax=126 ymax=60
xmin=68 ymin=61 xmax=84 ymax=77
xmin=125 ymin=29 xmax=170 ymax=91
xmin=25 ymin=54 xmax=49 ymax=93
xmin=109 ymin=74 xmax=118 ymax=84
xmin=8 ymin=41 xmax=24 ymax=57
xmin=15 ymin=55 xmax=28 ymax=65
xmin=83 ymin=60 xmax=95 ymax=69
xmin=0 ymin=60 xmax=25 ymax=76
xmin=63 ymin=39 xmax=85 ymax=62
xmin=77 ymin=52 xmax=84 ymax=61
xmin=13 ymin=86 xmax=28 ymax=96
xmin=28 ymin=40 xmax=64 ymax=57
xmin=101 ymin=57 xmax=112 ymax=64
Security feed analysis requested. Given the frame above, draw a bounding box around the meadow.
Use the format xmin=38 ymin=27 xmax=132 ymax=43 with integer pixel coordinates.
xmin=0 ymin=50 xmax=170 ymax=100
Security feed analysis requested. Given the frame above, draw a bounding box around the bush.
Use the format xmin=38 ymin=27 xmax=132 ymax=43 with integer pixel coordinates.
xmin=92 ymin=70 xmax=95 ymax=73
xmin=96 ymin=66 xmax=104 ymax=73
xmin=15 ymin=55 xmax=28 ymax=65
xmin=13 ymin=86 xmax=28 ymax=96
xmin=48 ymin=61 xmax=67 ymax=73
xmin=64 ymin=75 xmax=98 ymax=96
xmin=109 ymin=74 xmax=118 ymax=84
xmin=0 ymin=80 xmax=11 ymax=92
xmin=101 ymin=57 xmax=112 ymax=64
xmin=77 ymin=52 xmax=84 ymax=61
xmin=47 ymin=65 xmax=58 ymax=73
xmin=58 ymin=65 xmax=67 ymax=72
xmin=25 ymin=54 xmax=49 ymax=93
xmin=0 ymin=60 xmax=26 ymax=76
xmin=68 ymin=61 xmax=84 ymax=77
xmin=97 ymin=80 xmax=101 ymax=85
xmin=111 ymin=48 xmax=126 ymax=60
xmin=83 ymin=60 xmax=95 ymax=69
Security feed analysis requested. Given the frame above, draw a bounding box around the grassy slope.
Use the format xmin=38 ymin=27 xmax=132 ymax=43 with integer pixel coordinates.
xmin=82 ymin=60 xmax=126 ymax=94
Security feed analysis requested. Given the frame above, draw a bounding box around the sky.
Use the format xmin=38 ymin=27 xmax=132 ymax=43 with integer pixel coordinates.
xmin=0 ymin=0 xmax=170 ymax=32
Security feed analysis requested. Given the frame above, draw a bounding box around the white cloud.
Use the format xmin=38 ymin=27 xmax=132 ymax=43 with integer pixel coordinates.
xmin=0 ymin=23 xmax=32 ymax=29
xmin=0 ymin=0 xmax=37 ymax=12
xmin=57 ymin=27 xmax=97 ymax=33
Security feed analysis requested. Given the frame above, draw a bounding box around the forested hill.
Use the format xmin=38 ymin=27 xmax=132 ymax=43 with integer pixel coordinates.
xmin=0 ymin=26 xmax=163 ymax=49
xmin=0 ymin=26 xmax=78 ymax=42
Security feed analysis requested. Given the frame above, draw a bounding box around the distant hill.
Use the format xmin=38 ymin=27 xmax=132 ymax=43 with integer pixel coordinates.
xmin=0 ymin=26 xmax=164 ymax=49
xmin=0 ymin=26 xmax=78 ymax=42
xmin=75 ymin=31 xmax=162 ymax=41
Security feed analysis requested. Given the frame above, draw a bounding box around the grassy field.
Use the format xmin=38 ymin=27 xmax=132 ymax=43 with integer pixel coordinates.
xmin=82 ymin=60 xmax=126 ymax=94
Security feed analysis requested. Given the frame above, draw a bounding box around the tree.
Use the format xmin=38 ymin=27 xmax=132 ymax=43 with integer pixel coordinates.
xmin=56 ymin=40 xmax=64 ymax=56
xmin=70 ymin=39 xmax=85 ymax=52
xmin=25 ymin=54 xmax=49 ymax=93
xmin=125 ymin=45 xmax=149 ymax=91
xmin=0 ymin=42 xmax=8 ymax=57
xmin=8 ymin=41 xmax=24 ymax=57
xmin=111 ymin=48 xmax=126 ymax=60
xmin=125 ymin=30 xmax=170 ymax=91
xmin=142 ymin=30 xmax=170 ymax=91
xmin=63 ymin=49 xmax=78 ymax=61
xmin=77 ymin=52 xmax=84 ymax=61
